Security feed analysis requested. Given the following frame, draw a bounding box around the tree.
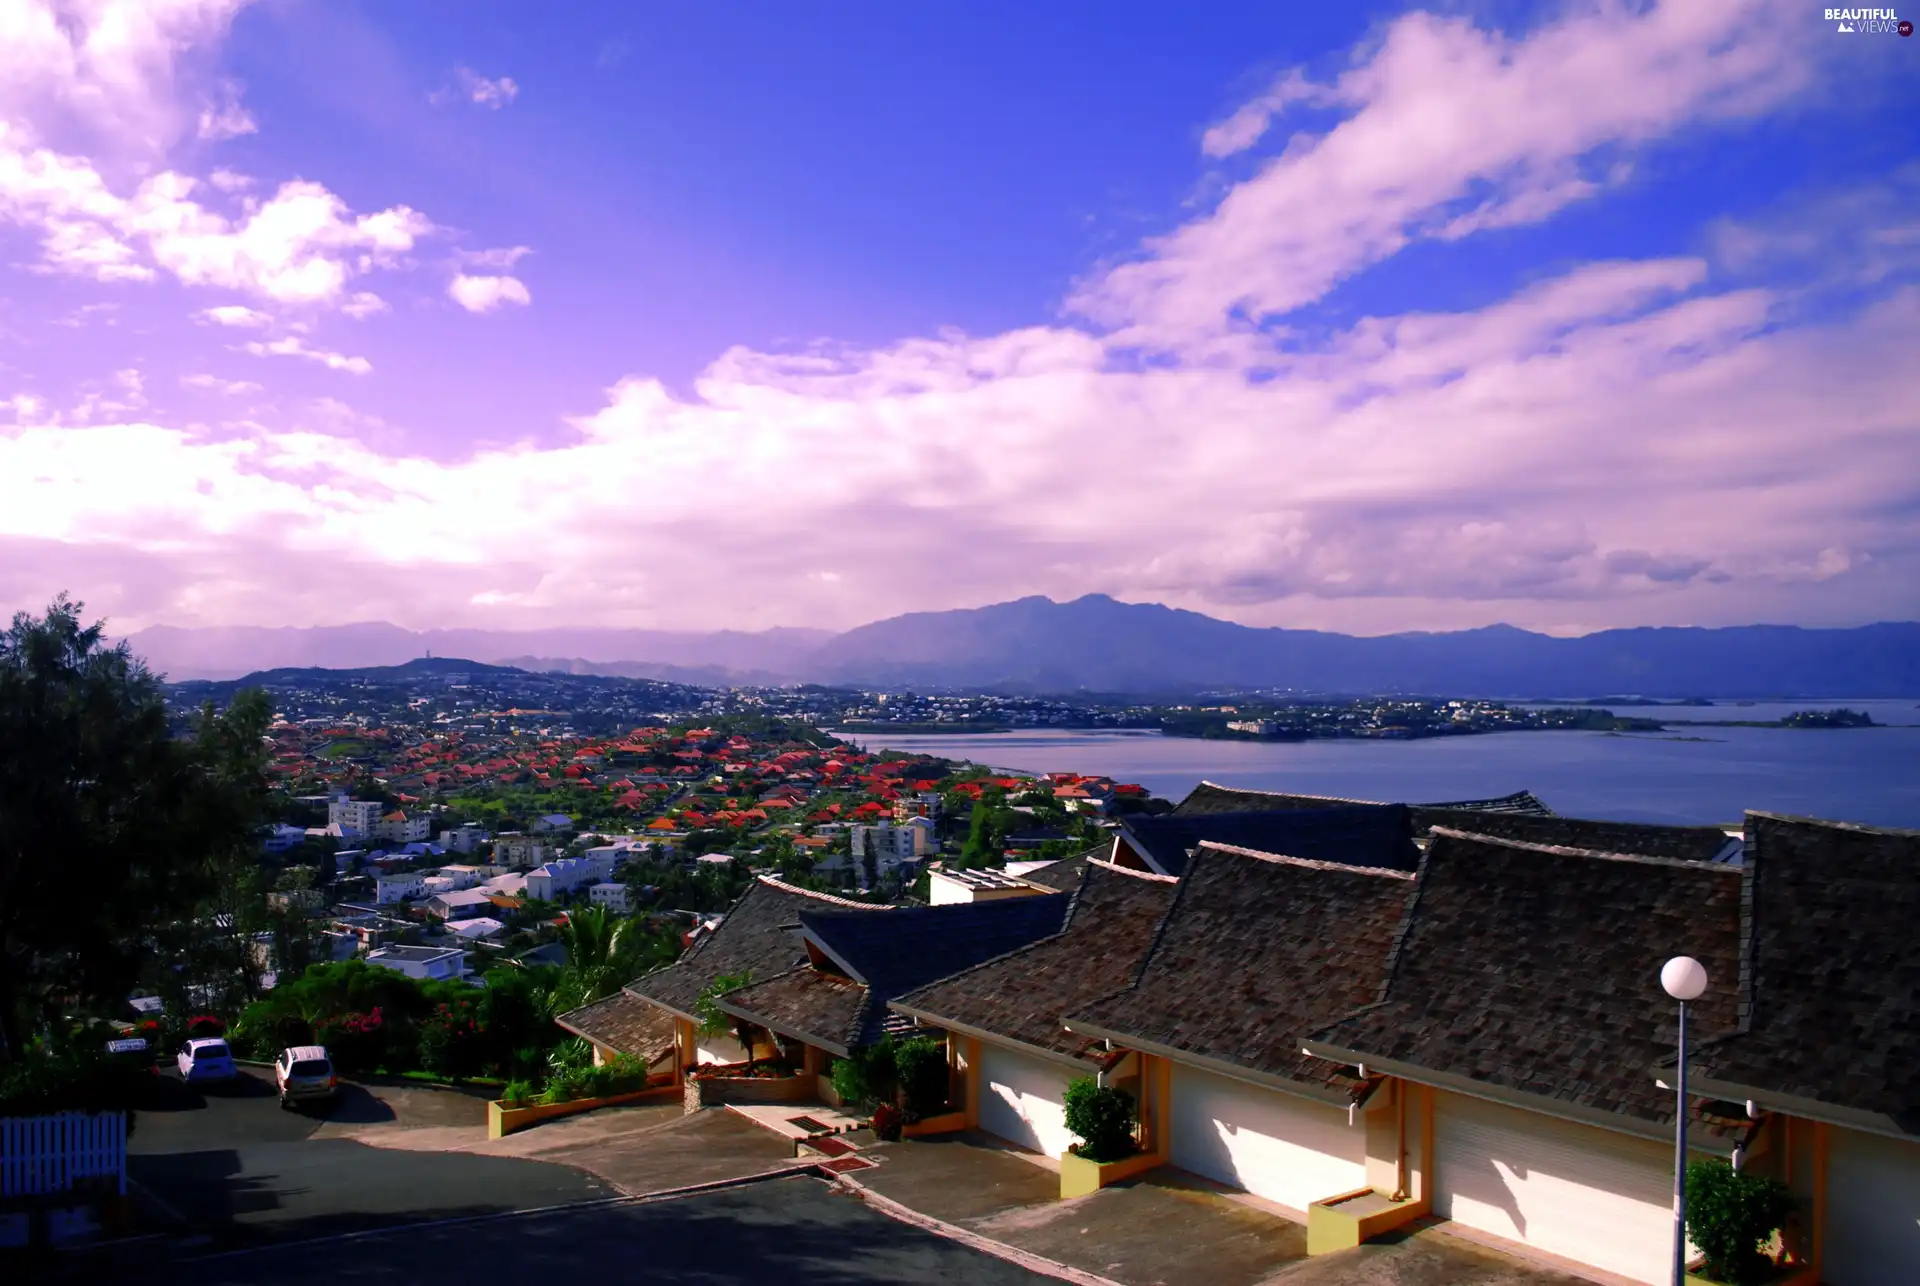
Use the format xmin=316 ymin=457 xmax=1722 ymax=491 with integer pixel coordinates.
xmin=693 ymin=971 xmax=757 ymax=1068
xmin=0 ymin=597 xmax=271 ymax=1063
xmin=548 ymin=905 xmax=673 ymax=1013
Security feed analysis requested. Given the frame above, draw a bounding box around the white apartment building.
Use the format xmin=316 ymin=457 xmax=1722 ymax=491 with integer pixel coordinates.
xmin=849 ymin=816 xmax=935 ymax=869
xmin=526 ymin=857 xmax=606 ymax=901
xmin=588 ymin=882 xmax=632 ymax=914
xmin=366 ymin=944 xmax=466 ymax=981
xmin=328 ymin=796 xmax=383 ymax=837
xmin=374 ymin=872 xmax=426 ymax=904
xmin=493 ymin=833 xmax=551 ymax=869
xmin=372 ymin=810 xmax=432 ymax=843
xmin=438 ymin=824 xmax=489 ymax=854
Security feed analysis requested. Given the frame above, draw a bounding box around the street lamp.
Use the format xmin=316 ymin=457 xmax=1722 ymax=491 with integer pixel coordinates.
xmin=1662 ymin=955 xmax=1709 ymax=1286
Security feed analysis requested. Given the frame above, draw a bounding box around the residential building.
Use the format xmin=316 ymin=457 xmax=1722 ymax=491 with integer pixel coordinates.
xmin=327 ymin=796 xmax=383 ymax=837
xmin=891 ymin=790 xmax=944 ymax=823
xmin=438 ymin=823 xmax=489 ymax=854
xmin=260 ymin=823 xmax=309 ymax=854
xmin=526 ymin=857 xmax=604 ymax=902
xmin=426 ymin=887 xmax=494 ymax=920
xmin=366 ymin=944 xmax=466 ymax=981
xmin=926 ymin=865 xmax=1054 ymax=905
xmin=372 ymin=809 xmax=431 ymax=843
xmin=849 ymin=816 xmax=935 ymax=868
xmin=444 ymin=916 xmax=506 ymax=941
xmin=531 ymin=813 xmax=574 ymax=834
xmin=553 ymin=992 xmax=677 ymax=1077
xmin=588 ymin=882 xmax=632 ymax=914
xmin=492 ymin=833 xmax=551 ymax=869
xmin=374 ymin=872 xmax=425 ymax=905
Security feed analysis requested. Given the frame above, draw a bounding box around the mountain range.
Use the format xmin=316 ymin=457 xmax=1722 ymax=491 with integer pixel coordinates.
xmin=122 ymin=594 xmax=1920 ymax=698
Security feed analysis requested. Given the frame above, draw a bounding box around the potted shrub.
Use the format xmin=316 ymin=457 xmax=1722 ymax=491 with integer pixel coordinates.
xmin=1058 ymin=1078 xmax=1156 ymax=1197
xmin=1685 ymin=1159 xmax=1796 ymax=1284
xmin=893 ymin=1035 xmax=948 ymax=1121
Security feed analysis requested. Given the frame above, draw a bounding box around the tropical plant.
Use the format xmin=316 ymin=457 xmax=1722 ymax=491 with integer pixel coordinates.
xmin=1685 ymin=1159 xmax=1796 ymax=1284
xmin=829 ymin=1037 xmax=898 ymax=1109
xmin=501 ymin=1079 xmax=533 ymax=1109
xmin=893 ymin=1035 xmax=948 ymax=1119
xmin=1063 ymin=1077 xmax=1137 ymax=1164
xmin=693 ymin=971 xmax=758 ymax=1067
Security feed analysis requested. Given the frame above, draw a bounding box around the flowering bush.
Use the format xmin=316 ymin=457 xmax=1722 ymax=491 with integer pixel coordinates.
xmin=418 ymin=1000 xmax=487 ymax=1080
xmin=318 ymin=1008 xmax=386 ymax=1076
xmin=870 ymin=1102 xmax=903 ymax=1142
xmin=186 ymin=1015 xmax=227 ymax=1039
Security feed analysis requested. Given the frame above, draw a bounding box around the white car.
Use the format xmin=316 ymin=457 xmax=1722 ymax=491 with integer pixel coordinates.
xmin=176 ymin=1037 xmax=237 ymax=1084
xmin=274 ymin=1045 xmax=337 ymax=1108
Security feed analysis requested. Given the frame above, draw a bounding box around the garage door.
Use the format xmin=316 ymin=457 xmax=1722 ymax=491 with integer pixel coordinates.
xmin=1433 ymin=1091 xmax=1675 ymax=1285
xmin=1169 ymin=1065 xmax=1365 ymax=1213
xmin=977 ymin=1043 xmax=1077 ymax=1157
xmin=1825 ymin=1128 xmax=1920 ymax=1285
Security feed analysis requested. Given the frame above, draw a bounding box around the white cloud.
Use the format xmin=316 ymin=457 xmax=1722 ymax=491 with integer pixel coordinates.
xmin=181 ymin=372 xmax=262 ymax=395
xmin=456 ymin=245 xmax=531 ymax=269
xmin=196 ymin=79 xmax=255 ymax=141
xmin=1074 ymin=1 xmax=1813 ymax=346
xmin=448 ymin=273 xmax=530 ymax=313
xmin=198 ymin=303 xmax=272 ymax=327
xmin=435 ymin=68 xmax=519 ymax=110
xmin=341 ymin=291 xmax=389 ymax=319
xmin=240 ymin=336 xmax=372 ymax=375
xmin=206 ymin=167 xmax=252 ymax=192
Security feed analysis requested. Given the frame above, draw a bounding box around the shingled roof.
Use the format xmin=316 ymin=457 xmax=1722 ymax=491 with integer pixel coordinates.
xmin=1305 ymin=829 xmax=1746 ymax=1138
xmin=718 ymin=892 xmax=1072 ymax=1052
xmin=624 ymin=876 xmax=887 ymax=1020
xmin=1018 ymin=847 xmax=1101 ymax=892
xmin=1110 ymin=805 xmax=1419 ymax=877
xmin=554 ymin=991 xmax=677 ymax=1065
xmin=1066 ymin=842 xmax=1419 ymax=1101
xmin=892 ymin=860 xmax=1177 ymax=1066
xmin=1683 ymin=813 xmax=1920 ymax=1138
xmin=1409 ymin=809 xmax=1737 ymax=863
xmin=1174 ymin=780 xmax=1554 ymax=821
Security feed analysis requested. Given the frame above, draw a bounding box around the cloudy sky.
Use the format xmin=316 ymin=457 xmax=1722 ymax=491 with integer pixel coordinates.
xmin=2 ymin=0 xmax=1916 ymax=638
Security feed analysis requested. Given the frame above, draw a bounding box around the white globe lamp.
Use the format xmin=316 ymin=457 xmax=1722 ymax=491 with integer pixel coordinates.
xmin=1661 ymin=955 xmax=1708 ymax=1002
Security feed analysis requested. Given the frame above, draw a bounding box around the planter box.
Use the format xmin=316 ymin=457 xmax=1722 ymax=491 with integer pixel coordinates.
xmin=1059 ymin=1148 xmax=1163 ymax=1198
xmin=901 ymin=1110 xmax=969 ymax=1139
xmin=488 ymin=1085 xmax=677 ymax=1139
xmin=1685 ymin=1266 xmax=1819 ymax=1286
xmin=1307 ymin=1188 xmax=1428 ymax=1255
xmin=683 ymin=1072 xmax=813 ymax=1114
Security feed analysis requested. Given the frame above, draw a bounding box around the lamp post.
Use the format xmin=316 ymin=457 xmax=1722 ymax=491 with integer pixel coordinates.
xmin=1661 ymin=955 xmax=1709 ymax=1286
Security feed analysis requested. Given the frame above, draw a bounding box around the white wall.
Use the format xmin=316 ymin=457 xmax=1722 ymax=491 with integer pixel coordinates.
xmin=978 ymin=1044 xmax=1077 ymax=1158
xmin=1825 ymin=1127 xmax=1920 ymax=1286
xmin=1169 ymin=1064 xmax=1365 ymax=1214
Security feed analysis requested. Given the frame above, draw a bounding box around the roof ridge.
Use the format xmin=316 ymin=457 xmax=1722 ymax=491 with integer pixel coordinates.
xmin=1192 ymin=780 xmax=1386 ymax=806
xmin=755 ymin=873 xmax=891 ymax=910
xmin=1744 ymin=810 xmax=1920 ymax=838
xmin=1086 ymin=856 xmax=1180 ymax=883
xmin=1195 ymin=840 xmax=1418 ymax=880
xmin=1426 ymin=826 xmax=1746 ymax=874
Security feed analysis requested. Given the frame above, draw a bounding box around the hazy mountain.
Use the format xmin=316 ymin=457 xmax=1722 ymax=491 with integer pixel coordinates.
xmin=124 ymin=623 xmax=830 ymax=682
xmin=813 ymin=595 xmax=1920 ymax=696
xmin=123 ymin=596 xmax=1920 ymax=697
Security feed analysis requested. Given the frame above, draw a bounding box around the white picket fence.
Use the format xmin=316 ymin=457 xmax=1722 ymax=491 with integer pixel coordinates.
xmin=0 ymin=1112 xmax=127 ymax=1197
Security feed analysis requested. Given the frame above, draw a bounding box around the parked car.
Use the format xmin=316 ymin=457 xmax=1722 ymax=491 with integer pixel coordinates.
xmin=274 ymin=1045 xmax=337 ymax=1108
xmin=176 ymin=1037 xmax=238 ymax=1084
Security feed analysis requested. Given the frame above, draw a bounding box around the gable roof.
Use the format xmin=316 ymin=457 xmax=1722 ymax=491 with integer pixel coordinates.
xmin=1410 ymin=809 xmax=1737 ymax=863
xmin=624 ymin=876 xmax=886 ymax=1020
xmin=555 ymin=991 xmax=677 ymax=1065
xmin=720 ymin=892 xmax=1072 ymax=1052
xmin=892 ymin=860 xmax=1176 ymax=1067
xmin=1684 ymin=813 xmax=1920 ymax=1139
xmin=1066 ymin=842 xmax=1418 ymax=1100
xmin=1175 ymin=780 xmax=1554 ymax=820
xmin=1017 ymin=847 xmax=1100 ymax=892
xmin=1306 ymin=828 xmax=1745 ymax=1138
xmin=1112 ymin=805 xmax=1419 ymax=877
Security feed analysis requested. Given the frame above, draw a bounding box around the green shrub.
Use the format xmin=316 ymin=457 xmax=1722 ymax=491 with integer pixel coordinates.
xmin=501 ymin=1079 xmax=533 ymax=1109
xmin=828 ymin=1037 xmax=898 ymax=1109
xmin=536 ymin=1079 xmax=572 ymax=1106
xmin=1686 ymin=1159 xmax=1796 ymax=1284
xmin=893 ymin=1036 xmax=949 ymax=1119
xmin=1063 ymin=1078 xmax=1137 ymax=1164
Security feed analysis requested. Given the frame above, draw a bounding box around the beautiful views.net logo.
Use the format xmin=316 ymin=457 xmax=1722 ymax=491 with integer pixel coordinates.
xmin=1823 ymin=6 xmax=1914 ymax=33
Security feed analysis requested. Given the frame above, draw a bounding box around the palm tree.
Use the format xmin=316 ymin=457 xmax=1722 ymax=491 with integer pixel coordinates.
xmin=549 ymin=905 xmax=672 ymax=1014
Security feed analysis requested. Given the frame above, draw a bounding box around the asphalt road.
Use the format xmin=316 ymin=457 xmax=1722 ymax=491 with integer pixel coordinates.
xmin=126 ymin=1067 xmax=611 ymax=1247
xmin=157 ymin=1175 xmax=1060 ymax=1285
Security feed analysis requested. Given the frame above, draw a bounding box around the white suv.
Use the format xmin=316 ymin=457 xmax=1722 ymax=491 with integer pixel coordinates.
xmin=274 ymin=1045 xmax=337 ymax=1108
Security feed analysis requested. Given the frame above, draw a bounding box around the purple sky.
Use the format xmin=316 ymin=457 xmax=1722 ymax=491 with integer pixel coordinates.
xmin=2 ymin=0 xmax=1917 ymax=637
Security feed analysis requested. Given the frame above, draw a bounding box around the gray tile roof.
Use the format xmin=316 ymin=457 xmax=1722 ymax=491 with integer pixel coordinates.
xmin=1112 ymin=805 xmax=1420 ymax=877
xmin=624 ymin=876 xmax=887 ymax=1019
xmin=1408 ymin=809 xmax=1736 ymax=862
xmin=717 ymin=968 xmax=871 ymax=1057
xmin=892 ymin=861 xmax=1177 ymax=1065
xmin=1018 ymin=848 xmax=1098 ymax=891
xmin=1174 ymin=780 xmax=1554 ymax=820
xmin=554 ymin=991 xmax=677 ymax=1064
xmin=1066 ymin=842 xmax=1419 ymax=1093
xmin=1307 ymin=828 xmax=1745 ymax=1129
xmin=1685 ymin=813 xmax=1920 ymax=1137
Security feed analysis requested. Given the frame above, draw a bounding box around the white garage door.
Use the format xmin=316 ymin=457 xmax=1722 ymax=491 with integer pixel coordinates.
xmin=978 ymin=1043 xmax=1077 ymax=1158
xmin=1825 ymin=1128 xmax=1920 ymax=1286
xmin=1433 ymin=1091 xmax=1675 ymax=1285
xmin=1169 ymin=1065 xmax=1365 ymax=1213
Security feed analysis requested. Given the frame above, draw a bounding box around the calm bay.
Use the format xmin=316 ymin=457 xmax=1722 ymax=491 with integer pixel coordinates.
xmin=843 ymin=698 xmax=1920 ymax=828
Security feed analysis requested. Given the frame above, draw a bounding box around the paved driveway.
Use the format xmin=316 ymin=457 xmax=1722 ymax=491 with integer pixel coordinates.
xmin=128 ymin=1067 xmax=611 ymax=1247
xmin=155 ymin=1176 xmax=1063 ymax=1286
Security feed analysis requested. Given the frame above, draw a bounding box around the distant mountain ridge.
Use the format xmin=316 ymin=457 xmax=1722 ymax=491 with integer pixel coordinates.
xmin=123 ymin=595 xmax=1920 ymax=697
